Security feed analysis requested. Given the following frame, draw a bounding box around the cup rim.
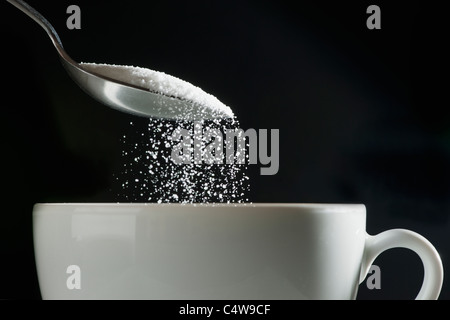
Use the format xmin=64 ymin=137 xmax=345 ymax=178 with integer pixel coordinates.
xmin=34 ymin=202 xmax=364 ymax=206
xmin=33 ymin=202 xmax=366 ymax=213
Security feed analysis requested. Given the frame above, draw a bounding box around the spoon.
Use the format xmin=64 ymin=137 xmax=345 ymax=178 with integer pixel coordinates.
xmin=7 ymin=0 xmax=232 ymax=120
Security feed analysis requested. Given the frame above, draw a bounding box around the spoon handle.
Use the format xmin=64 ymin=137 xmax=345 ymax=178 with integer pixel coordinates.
xmin=7 ymin=0 xmax=71 ymax=61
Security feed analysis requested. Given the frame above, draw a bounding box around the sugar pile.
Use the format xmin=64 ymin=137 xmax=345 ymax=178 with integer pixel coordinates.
xmin=111 ymin=118 xmax=251 ymax=203
xmin=80 ymin=62 xmax=234 ymax=119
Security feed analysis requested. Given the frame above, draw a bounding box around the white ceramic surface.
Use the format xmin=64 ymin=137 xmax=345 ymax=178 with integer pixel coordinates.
xmin=32 ymin=203 xmax=443 ymax=299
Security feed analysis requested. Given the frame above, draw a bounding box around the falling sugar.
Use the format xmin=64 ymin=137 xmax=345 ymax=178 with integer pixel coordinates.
xmin=91 ymin=62 xmax=250 ymax=202
xmin=112 ymin=117 xmax=251 ymax=203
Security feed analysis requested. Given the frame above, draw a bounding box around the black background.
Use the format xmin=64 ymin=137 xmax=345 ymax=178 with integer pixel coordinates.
xmin=0 ymin=0 xmax=448 ymax=299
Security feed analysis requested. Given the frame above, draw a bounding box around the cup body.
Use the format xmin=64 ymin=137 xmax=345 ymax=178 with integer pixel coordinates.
xmin=33 ymin=203 xmax=367 ymax=299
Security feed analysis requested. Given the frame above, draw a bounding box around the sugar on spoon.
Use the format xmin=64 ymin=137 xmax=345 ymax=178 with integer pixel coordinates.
xmin=7 ymin=0 xmax=233 ymax=120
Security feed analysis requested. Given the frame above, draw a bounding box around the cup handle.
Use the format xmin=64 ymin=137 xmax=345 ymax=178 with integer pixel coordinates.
xmin=359 ymin=229 xmax=443 ymax=300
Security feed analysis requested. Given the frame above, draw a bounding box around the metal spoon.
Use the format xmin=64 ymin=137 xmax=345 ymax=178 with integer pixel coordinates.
xmin=7 ymin=0 xmax=231 ymax=120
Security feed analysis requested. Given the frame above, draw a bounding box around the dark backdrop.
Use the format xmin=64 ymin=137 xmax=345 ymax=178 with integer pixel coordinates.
xmin=0 ymin=0 xmax=448 ymax=299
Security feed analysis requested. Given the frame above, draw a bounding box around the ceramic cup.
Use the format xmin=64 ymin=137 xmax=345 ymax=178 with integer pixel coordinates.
xmin=33 ymin=203 xmax=443 ymax=299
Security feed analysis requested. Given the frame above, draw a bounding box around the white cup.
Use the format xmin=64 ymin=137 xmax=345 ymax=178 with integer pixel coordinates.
xmin=33 ymin=203 xmax=443 ymax=299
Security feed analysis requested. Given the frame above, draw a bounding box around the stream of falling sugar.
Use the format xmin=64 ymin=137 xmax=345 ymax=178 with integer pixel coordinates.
xmin=112 ymin=118 xmax=250 ymax=203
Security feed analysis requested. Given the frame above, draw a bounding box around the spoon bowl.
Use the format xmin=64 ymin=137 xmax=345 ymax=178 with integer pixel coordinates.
xmin=7 ymin=0 xmax=231 ymax=120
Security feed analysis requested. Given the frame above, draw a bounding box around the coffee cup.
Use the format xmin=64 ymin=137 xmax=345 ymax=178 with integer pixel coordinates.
xmin=33 ymin=203 xmax=443 ymax=299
